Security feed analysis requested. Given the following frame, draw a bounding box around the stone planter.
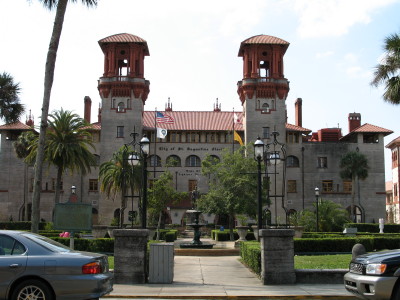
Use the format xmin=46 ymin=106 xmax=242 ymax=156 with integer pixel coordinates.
xmin=251 ymin=225 xmax=259 ymax=240
xmin=293 ymin=226 xmax=304 ymax=238
xmin=107 ymin=226 xmax=118 ymax=238
xmin=92 ymin=225 xmax=108 ymax=238
xmin=236 ymin=226 xmax=248 ymax=241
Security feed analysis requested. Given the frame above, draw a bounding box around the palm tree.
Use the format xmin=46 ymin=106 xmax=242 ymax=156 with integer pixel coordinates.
xmin=371 ymin=32 xmax=400 ymax=104
xmin=99 ymin=146 xmax=141 ymax=228
xmin=47 ymin=109 xmax=96 ymax=204
xmin=27 ymin=109 xmax=96 ymax=204
xmin=31 ymin=0 xmax=98 ymax=233
xmin=339 ymin=151 xmax=369 ymax=222
xmin=13 ymin=131 xmax=37 ymax=220
xmin=0 ymin=72 xmax=24 ymax=124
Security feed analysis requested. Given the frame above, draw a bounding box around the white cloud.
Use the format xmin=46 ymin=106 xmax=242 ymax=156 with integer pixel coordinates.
xmin=316 ymin=51 xmax=334 ymax=59
xmin=293 ymin=0 xmax=398 ymax=38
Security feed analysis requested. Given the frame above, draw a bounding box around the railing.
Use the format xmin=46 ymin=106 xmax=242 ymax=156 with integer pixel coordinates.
xmin=98 ymin=76 xmax=147 ymax=84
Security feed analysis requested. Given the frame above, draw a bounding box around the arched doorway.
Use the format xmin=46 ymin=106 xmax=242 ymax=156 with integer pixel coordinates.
xmin=346 ymin=205 xmax=362 ymax=223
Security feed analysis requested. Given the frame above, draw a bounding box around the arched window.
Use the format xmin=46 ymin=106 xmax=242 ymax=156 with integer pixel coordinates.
xmin=149 ymin=155 xmax=162 ymax=167
xmin=262 ymin=103 xmax=269 ymax=113
xmin=209 ymin=155 xmax=220 ymax=165
xmin=286 ymin=155 xmax=299 ymax=167
xmin=166 ymin=155 xmax=181 ymax=167
xmin=186 ymin=155 xmax=201 ymax=167
xmin=117 ymin=102 xmax=125 ymax=112
xmin=263 ymin=209 xmax=272 ymax=226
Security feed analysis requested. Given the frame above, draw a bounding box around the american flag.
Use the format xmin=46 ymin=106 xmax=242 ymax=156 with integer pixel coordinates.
xmin=156 ymin=112 xmax=174 ymax=124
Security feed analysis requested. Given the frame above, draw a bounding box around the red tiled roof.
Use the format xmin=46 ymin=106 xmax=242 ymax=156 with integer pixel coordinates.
xmin=386 ymin=136 xmax=400 ymax=149
xmin=286 ymin=123 xmax=311 ymax=133
xmin=84 ymin=122 xmax=101 ymax=131
xmin=0 ymin=121 xmax=33 ymax=131
xmin=341 ymin=123 xmax=393 ymax=141
xmin=238 ymin=35 xmax=290 ymax=56
xmin=98 ymin=33 xmax=149 ymax=55
xmin=351 ymin=123 xmax=393 ymax=134
xmin=143 ymin=111 xmax=244 ymax=131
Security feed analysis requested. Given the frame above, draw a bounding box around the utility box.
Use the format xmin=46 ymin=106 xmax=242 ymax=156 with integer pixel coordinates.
xmin=149 ymin=243 xmax=174 ymax=283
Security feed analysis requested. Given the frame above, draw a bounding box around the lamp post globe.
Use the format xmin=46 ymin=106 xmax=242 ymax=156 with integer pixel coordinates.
xmin=315 ymin=187 xmax=320 ymax=232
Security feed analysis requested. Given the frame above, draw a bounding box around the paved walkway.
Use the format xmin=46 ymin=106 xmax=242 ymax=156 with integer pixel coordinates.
xmin=103 ymin=254 xmax=355 ymax=299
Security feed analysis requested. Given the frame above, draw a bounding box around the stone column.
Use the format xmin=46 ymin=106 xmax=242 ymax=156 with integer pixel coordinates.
xmin=113 ymin=229 xmax=149 ymax=284
xmin=259 ymin=229 xmax=295 ymax=284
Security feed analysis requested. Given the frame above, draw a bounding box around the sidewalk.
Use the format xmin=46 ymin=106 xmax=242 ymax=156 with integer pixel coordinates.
xmin=103 ymin=238 xmax=355 ymax=299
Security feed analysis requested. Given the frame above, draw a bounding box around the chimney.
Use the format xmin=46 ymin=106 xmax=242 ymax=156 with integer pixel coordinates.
xmin=295 ymin=98 xmax=302 ymax=127
xmin=348 ymin=112 xmax=361 ymax=132
xmin=84 ymin=96 xmax=92 ymax=123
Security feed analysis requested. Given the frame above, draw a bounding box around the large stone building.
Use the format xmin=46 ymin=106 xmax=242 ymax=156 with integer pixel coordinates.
xmin=0 ymin=33 xmax=393 ymax=226
xmin=386 ymin=137 xmax=400 ymax=223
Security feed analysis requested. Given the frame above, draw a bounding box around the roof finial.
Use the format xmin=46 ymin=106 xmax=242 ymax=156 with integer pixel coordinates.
xmin=165 ymin=97 xmax=172 ymax=111
xmin=214 ymin=98 xmax=221 ymax=112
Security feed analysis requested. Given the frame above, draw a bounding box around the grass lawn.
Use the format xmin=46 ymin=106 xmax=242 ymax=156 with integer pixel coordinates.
xmin=294 ymin=254 xmax=351 ymax=269
xmin=108 ymin=254 xmax=351 ymax=270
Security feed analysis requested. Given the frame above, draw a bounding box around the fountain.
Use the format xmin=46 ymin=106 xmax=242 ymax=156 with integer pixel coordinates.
xmin=179 ymin=189 xmax=213 ymax=249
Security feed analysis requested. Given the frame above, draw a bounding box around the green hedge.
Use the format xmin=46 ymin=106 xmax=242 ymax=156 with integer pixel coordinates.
xmin=345 ymin=223 xmax=400 ymax=233
xmin=240 ymin=241 xmax=261 ymax=275
xmin=0 ymin=222 xmax=47 ymax=230
xmin=295 ymin=237 xmax=400 ymax=253
xmin=211 ymin=229 xmax=255 ymax=241
xmin=52 ymin=237 xmax=114 ymax=253
xmin=157 ymin=229 xmax=178 ymax=241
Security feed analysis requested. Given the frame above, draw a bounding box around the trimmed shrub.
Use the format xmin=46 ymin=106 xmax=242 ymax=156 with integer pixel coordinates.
xmin=240 ymin=241 xmax=261 ymax=275
xmin=0 ymin=222 xmax=47 ymax=231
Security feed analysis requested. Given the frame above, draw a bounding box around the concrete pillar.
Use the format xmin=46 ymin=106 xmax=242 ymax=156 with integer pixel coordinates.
xmin=259 ymin=229 xmax=295 ymax=284
xmin=113 ymin=229 xmax=149 ymax=284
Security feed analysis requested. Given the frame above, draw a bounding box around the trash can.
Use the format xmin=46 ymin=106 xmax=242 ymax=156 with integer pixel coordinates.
xmin=148 ymin=243 xmax=174 ymax=283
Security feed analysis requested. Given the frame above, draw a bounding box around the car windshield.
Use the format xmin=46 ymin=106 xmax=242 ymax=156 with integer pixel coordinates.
xmin=22 ymin=232 xmax=72 ymax=253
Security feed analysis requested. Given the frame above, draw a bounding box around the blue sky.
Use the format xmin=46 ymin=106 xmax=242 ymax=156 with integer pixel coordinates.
xmin=1 ymin=0 xmax=400 ymax=180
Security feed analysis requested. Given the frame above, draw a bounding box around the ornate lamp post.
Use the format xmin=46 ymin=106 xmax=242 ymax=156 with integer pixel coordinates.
xmin=139 ymin=135 xmax=150 ymax=229
xmin=254 ymin=137 xmax=264 ymax=233
xmin=315 ymin=187 xmax=320 ymax=232
xmin=254 ymin=131 xmax=287 ymax=228
xmin=125 ymin=130 xmax=150 ymax=229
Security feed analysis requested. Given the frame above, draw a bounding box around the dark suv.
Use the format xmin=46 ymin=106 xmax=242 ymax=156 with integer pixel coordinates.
xmin=344 ymin=250 xmax=400 ymax=300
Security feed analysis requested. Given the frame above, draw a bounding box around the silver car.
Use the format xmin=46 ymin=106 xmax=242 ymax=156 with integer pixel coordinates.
xmin=0 ymin=230 xmax=113 ymax=300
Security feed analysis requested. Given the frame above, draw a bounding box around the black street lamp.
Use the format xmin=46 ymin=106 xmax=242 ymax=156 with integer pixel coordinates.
xmin=315 ymin=187 xmax=320 ymax=232
xmin=125 ymin=130 xmax=150 ymax=229
xmin=254 ymin=137 xmax=264 ymax=233
xmin=127 ymin=152 xmax=139 ymax=228
xmin=254 ymin=132 xmax=287 ymax=229
xmin=139 ymin=135 xmax=150 ymax=229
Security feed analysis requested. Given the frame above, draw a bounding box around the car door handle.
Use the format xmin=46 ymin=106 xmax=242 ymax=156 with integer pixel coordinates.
xmin=9 ymin=264 xmax=20 ymax=268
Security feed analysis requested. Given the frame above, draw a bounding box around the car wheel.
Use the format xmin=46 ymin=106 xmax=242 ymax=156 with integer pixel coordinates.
xmin=392 ymin=284 xmax=400 ymax=300
xmin=11 ymin=279 xmax=53 ymax=300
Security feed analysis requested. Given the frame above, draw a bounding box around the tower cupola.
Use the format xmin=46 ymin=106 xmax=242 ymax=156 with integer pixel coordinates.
xmin=97 ymin=33 xmax=150 ymax=103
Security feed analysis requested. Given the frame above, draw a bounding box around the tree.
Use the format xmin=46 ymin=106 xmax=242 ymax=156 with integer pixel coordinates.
xmin=31 ymin=0 xmax=98 ymax=233
xmin=371 ymin=32 xmax=400 ymax=104
xmin=148 ymin=170 xmax=187 ymax=240
xmin=196 ymin=147 xmax=258 ymax=241
xmin=13 ymin=131 xmax=37 ymax=220
xmin=340 ymin=151 xmax=369 ymax=222
xmin=0 ymin=72 xmax=24 ymax=124
xmin=31 ymin=109 xmax=96 ymax=204
xmin=99 ymin=146 xmax=141 ymax=228
xmin=295 ymin=200 xmax=350 ymax=232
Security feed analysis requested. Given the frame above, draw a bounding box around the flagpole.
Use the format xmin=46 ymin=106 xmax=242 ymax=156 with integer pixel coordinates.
xmin=232 ymin=108 xmax=235 ymax=153
xmin=154 ymin=108 xmax=157 ymax=179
